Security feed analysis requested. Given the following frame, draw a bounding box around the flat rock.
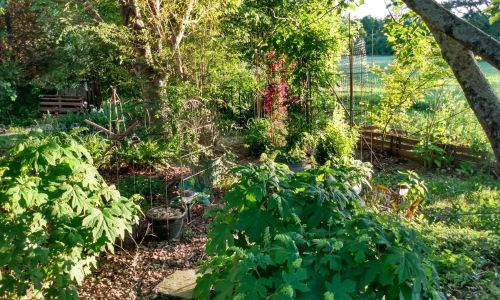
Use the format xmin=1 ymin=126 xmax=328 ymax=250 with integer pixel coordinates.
xmin=155 ymin=269 xmax=200 ymax=299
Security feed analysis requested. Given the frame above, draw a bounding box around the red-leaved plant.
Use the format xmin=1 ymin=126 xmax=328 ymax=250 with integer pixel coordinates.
xmin=260 ymin=51 xmax=296 ymax=144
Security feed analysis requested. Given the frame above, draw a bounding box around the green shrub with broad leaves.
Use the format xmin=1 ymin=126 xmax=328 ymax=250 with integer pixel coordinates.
xmin=315 ymin=109 xmax=359 ymax=164
xmin=244 ymin=118 xmax=273 ymax=156
xmin=194 ymin=163 xmax=444 ymax=299
xmin=0 ymin=133 xmax=140 ymax=299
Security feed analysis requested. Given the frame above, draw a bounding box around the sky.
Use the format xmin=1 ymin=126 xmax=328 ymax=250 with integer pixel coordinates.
xmin=353 ymin=0 xmax=390 ymax=19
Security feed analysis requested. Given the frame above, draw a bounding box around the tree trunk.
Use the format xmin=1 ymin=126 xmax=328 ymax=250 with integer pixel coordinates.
xmin=430 ymin=28 xmax=500 ymax=164
xmin=119 ymin=0 xmax=164 ymax=118
xmin=401 ymin=0 xmax=500 ymax=70
xmin=170 ymin=0 xmax=197 ymax=80
xmin=401 ymin=0 xmax=500 ymax=167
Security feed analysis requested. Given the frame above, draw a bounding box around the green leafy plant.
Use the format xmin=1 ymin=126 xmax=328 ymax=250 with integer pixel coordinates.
xmin=194 ymin=163 xmax=443 ymax=300
xmin=414 ymin=142 xmax=454 ymax=169
xmin=244 ymin=118 xmax=273 ymax=156
xmin=73 ymin=130 xmax=111 ymax=163
xmin=315 ymin=109 xmax=359 ymax=165
xmin=328 ymin=157 xmax=373 ymax=191
xmin=115 ymin=138 xmax=171 ymax=169
xmin=117 ymin=175 xmax=165 ymax=199
xmin=279 ymin=132 xmax=316 ymax=164
xmin=0 ymin=133 xmax=140 ymax=298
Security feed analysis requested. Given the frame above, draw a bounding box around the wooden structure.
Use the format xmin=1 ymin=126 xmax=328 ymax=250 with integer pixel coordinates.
xmin=38 ymin=95 xmax=85 ymax=115
xmin=359 ymin=125 xmax=489 ymax=165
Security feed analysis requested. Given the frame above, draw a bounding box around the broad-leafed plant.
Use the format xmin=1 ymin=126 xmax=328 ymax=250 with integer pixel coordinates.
xmin=194 ymin=162 xmax=444 ymax=300
xmin=0 ymin=133 xmax=140 ymax=299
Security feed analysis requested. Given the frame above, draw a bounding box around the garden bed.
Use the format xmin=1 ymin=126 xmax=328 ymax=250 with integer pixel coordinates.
xmin=78 ymin=204 xmax=211 ymax=299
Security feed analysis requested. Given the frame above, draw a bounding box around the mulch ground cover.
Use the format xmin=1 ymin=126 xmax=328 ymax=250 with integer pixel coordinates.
xmin=79 ymin=202 xmax=213 ymax=300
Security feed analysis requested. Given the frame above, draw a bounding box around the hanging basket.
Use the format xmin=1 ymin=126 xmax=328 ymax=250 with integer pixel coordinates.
xmin=146 ymin=205 xmax=187 ymax=241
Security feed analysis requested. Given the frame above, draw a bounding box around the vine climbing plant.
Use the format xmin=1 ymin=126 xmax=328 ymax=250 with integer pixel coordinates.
xmin=260 ymin=51 xmax=296 ymax=147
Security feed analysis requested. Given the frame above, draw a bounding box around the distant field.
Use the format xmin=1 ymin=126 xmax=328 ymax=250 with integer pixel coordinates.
xmin=367 ymin=55 xmax=500 ymax=92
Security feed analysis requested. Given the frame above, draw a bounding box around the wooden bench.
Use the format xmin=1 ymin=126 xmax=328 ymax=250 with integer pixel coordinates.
xmin=39 ymin=95 xmax=84 ymax=115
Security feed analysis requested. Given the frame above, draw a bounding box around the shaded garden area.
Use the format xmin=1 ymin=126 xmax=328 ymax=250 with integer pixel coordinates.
xmin=1 ymin=0 xmax=500 ymax=299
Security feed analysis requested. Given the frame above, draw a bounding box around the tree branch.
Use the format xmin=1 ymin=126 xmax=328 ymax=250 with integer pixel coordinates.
xmin=401 ymin=0 xmax=500 ymax=70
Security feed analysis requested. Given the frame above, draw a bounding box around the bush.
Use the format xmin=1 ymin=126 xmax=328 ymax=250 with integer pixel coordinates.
xmin=0 ymin=133 xmax=140 ymax=298
xmin=117 ymin=175 xmax=165 ymax=199
xmin=114 ymin=138 xmax=174 ymax=169
xmin=244 ymin=118 xmax=273 ymax=156
xmin=194 ymin=163 xmax=443 ymax=300
xmin=315 ymin=109 xmax=359 ymax=164
xmin=74 ymin=130 xmax=111 ymax=162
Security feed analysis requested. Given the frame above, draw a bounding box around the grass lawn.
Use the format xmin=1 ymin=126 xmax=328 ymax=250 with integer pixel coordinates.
xmin=372 ymin=163 xmax=500 ymax=299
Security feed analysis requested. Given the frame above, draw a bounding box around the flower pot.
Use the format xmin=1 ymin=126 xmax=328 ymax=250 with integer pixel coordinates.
xmin=286 ymin=161 xmax=309 ymax=173
xmin=146 ymin=205 xmax=187 ymax=241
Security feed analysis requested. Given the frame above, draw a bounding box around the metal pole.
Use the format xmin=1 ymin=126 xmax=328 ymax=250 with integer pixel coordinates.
xmin=349 ymin=14 xmax=354 ymax=128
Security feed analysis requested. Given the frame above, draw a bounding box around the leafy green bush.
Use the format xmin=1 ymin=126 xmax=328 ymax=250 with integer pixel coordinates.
xmin=278 ymin=132 xmax=316 ymax=164
xmin=244 ymin=118 xmax=273 ymax=156
xmin=414 ymin=142 xmax=454 ymax=169
xmin=117 ymin=175 xmax=165 ymax=199
xmin=194 ymin=163 xmax=443 ymax=299
xmin=115 ymin=138 xmax=173 ymax=169
xmin=74 ymin=131 xmax=111 ymax=162
xmin=315 ymin=109 xmax=359 ymax=164
xmin=0 ymin=133 xmax=140 ymax=298
xmin=327 ymin=157 xmax=373 ymax=190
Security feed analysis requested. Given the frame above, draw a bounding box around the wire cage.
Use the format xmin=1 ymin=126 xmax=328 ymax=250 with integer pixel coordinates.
xmin=177 ymin=99 xmax=221 ymax=222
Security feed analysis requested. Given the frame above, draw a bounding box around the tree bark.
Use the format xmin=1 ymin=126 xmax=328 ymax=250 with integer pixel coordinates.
xmin=401 ymin=0 xmax=500 ymax=70
xmin=119 ymin=0 xmax=164 ymax=119
xmin=170 ymin=0 xmax=197 ymax=80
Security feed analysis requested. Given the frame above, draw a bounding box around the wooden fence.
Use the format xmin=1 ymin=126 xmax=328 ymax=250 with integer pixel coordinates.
xmin=359 ymin=125 xmax=489 ymax=165
xmin=39 ymin=95 xmax=84 ymax=115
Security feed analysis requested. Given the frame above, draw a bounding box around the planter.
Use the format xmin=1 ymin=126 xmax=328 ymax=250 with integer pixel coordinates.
xmin=146 ymin=205 xmax=187 ymax=241
xmin=286 ymin=161 xmax=310 ymax=173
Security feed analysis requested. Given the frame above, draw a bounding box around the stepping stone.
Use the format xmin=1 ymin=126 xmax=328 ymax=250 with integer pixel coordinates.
xmin=155 ymin=269 xmax=200 ymax=299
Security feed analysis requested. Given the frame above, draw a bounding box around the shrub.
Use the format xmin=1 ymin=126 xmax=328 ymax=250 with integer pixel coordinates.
xmin=194 ymin=163 xmax=443 ymax=300
xmin=278 ymin=132 xmax=316 ymax=164
xmin=315 ymin=109 xmax=359 ymax=164
xmin=117 ymin=175 xmax=165 ymax=199
xmin=74 ymin=130 xmax=111 ymax=163
xmin=244 ymin=118 xmax=273 ymax=156
xmin=0 ymin=133 xmax=140 ymax=298
xmin=115 ymin=138 xmax=171 ymax=169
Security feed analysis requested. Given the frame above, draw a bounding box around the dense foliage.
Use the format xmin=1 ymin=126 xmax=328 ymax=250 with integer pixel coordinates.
xmin=194 ymin=163 xmax=444 ymax=299
xmin=315 ymin=109 xmax=359 ymax=164
xmin=0 ymin=133 xmax=139 ymax=298
xmin=244 ymin=118 xmax=273 ymax=156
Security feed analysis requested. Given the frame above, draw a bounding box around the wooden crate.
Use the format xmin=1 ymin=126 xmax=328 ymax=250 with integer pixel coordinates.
xmin=39 ymin=95 xmax=84 ymax=115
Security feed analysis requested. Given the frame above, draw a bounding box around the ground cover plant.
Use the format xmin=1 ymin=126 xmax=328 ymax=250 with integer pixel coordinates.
xmin=372 ymin=163 xmax=500 ymax=299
